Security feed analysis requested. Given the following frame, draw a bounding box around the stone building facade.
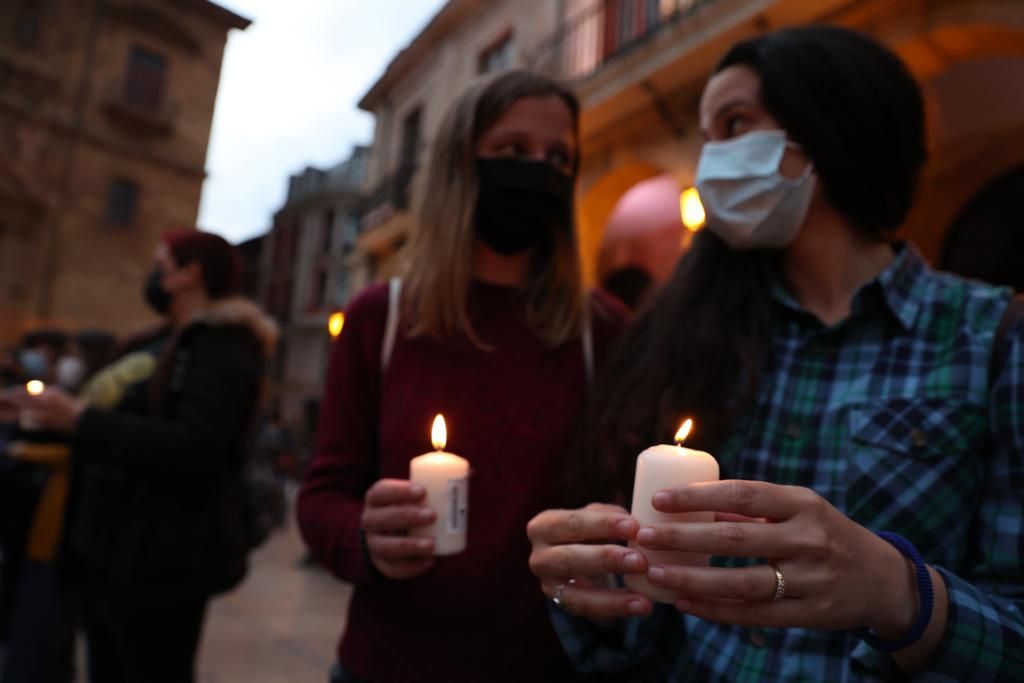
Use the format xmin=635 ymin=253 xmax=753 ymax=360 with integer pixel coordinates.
xmin=259 ymin=146 xmax=368 ymax=429
xmin=0 ymin=0 xmax=249 ymax=345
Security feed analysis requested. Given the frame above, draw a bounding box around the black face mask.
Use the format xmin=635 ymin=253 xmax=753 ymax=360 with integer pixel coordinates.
xmin=143 ymin=269 xmax=172 ymax=314
xmin=474 ymin=158 xmax=574 ymax=255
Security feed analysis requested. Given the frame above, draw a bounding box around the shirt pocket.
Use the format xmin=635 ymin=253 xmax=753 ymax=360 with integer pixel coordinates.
xmin=845 ymin=397 xmax=987 ymax=559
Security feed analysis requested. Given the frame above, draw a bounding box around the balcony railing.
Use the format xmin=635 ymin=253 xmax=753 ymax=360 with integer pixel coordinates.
xmin=531 ymin=0 xmax=712 ymax=82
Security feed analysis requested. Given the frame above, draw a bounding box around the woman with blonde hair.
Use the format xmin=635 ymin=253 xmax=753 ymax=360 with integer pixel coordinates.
xmin=297 ymin=70 xmax=627 ymax=683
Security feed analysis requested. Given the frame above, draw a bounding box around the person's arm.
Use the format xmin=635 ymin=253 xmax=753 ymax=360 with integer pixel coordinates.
xmin=73 ymin=327 xmax=259 ymax=477
xmin=295 ymin=290 xmax=385 ymax=584
xmin=907 ymin=319 xmax=1024 ymax=680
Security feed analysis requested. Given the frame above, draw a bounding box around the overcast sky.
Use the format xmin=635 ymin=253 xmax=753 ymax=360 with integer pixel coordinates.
xmin=197 ymin=0 xmax=447 ymax=244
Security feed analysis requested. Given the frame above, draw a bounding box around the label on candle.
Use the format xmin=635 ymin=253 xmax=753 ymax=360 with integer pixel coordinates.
xmin=446 ymin=477 xmax=468 ymax=534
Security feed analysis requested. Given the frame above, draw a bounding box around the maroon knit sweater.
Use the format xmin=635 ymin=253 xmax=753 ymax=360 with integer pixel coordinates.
xmin=297 ymin=281 xmax=626 ymax=683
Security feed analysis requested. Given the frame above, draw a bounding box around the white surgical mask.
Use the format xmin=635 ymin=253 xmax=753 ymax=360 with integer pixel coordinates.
xmin=55 ymin=355 xmax=86 ymax=391
xmin=695 ymin=130 xmax=816 ymax=249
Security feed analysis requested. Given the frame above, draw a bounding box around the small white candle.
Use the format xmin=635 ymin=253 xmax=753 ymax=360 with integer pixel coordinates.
xmin=625 ymin=419 xmax=720 ymax=604
xmin=20 ymin=381 xmax=45 ymax=431
xmin=409 ymin=414 xmax=469 ymax=556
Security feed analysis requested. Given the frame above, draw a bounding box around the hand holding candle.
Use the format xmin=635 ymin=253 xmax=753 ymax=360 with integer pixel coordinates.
xmin=409 ymin=415 xmax=469 ymax=556
xmin=625 ymin=419 xmax=720 ymax=604
xmin=19 ymin=381 xmax=46 ymax=431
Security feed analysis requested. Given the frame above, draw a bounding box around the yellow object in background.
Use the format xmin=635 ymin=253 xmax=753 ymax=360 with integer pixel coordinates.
xmin=9 ymin=442 xmax=72 ymax=562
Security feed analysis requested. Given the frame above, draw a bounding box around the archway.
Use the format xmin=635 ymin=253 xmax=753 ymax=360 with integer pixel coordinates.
xmin=577 ymin=160 xmax=663 ymax=284
xmin=890 ymin=19 xmax=1024 ymax=262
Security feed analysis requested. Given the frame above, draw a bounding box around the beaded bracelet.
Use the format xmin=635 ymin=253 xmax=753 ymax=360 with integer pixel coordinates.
xmin=861 ymin=531 xmax=934 ymax=653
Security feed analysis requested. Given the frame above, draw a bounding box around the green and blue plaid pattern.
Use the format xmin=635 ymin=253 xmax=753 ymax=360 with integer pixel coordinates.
xmin=554 ymin=244 xmax=1024 ymax=681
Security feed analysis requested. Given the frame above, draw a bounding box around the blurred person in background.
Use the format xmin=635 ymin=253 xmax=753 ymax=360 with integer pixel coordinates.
xmin=5 ymin=230 xmax=277 ymax=683
xmin=0 ymin=329 xmax=115 ymax=683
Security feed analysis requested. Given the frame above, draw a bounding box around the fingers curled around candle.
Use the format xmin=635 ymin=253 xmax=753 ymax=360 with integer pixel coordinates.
xmin=527 ymin=508 xmax=637 ymax=545
xmin=530 ymin=544 xmax=647 ymax=578
xmin=542 ymin=579 xmax=653 ymax=618
xmin=652 ymin=480 xmax=809 ymax=520
xmin=361 ymin=504 xmax=436 ymax=533
xmin=637 ymin=521 xmax=791 ymax=557
xmin=365 ymin=534 xmax=435 ymax=561
xmin=648 ymin=564 xmax=784 ymax=602
xmin=366 ymin=479 xmax=428 ymax=507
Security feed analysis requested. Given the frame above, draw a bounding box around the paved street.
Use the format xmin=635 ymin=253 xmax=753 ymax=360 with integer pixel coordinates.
xmin=198 ymin=512 xmax=350 ymax=683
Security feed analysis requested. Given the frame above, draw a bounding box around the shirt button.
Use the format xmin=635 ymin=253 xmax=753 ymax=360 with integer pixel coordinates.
xmin=749 ymin=629 xmax=768 ymax=648
xmin=911 ymin=429 xmax=928 ymax=449
xmin=786 ymin=423 xmax=802 ymax=440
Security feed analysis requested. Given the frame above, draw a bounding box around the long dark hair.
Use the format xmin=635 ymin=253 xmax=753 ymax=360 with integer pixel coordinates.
xmin=576 ymin=25 xmax=926 ymax=504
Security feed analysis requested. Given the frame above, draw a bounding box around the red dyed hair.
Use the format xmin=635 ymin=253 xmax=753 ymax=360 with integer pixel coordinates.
xmin=162 ymin=229 xmax=241 ymax=300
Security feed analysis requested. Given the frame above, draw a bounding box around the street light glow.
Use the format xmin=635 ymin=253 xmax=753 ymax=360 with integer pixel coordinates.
xmin=328 ymin=311 xmax=345 ymax=338
xmin=680 ymin=187 xmax=706 ymax=232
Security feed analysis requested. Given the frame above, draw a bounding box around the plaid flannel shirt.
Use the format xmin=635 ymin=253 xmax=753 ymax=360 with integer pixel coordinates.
xmin=554 ymin=243 xmax=1024 ymax=682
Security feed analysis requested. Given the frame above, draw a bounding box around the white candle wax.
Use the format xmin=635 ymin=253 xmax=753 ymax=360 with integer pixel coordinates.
xmin=625 ymin=442 xmax=719 ymax=604
xmin=409 ymin=416 xmax=468 ymax=556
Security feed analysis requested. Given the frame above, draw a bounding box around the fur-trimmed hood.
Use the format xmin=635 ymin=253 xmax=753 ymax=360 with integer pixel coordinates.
xmin=184 ymin=297 xmax=279 ymax=358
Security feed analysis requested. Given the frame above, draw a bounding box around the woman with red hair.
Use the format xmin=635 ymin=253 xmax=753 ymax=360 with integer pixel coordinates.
xmin=12 ymin=229 xmax=278 ymax=683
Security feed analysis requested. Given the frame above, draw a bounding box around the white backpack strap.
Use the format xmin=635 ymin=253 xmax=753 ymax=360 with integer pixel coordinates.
xmin=381 ymin=278 xmax=401 ymax=374
xmin=582 ymin=299 xmax=595 ymax=389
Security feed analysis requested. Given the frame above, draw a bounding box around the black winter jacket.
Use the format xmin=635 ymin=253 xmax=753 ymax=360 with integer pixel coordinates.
xmin=68 ymin=298 xmax=277 ymax=607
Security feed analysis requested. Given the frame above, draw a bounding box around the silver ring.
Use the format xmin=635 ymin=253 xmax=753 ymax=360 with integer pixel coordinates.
xmin=771 ymin=564 xmax=786 ymax=601
xmin=552 ymin=578 xmax=576 ymax=608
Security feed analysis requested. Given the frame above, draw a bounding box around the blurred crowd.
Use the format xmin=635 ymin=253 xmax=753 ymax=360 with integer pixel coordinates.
xmin=0 ymin=232 xmax=294 ymax=683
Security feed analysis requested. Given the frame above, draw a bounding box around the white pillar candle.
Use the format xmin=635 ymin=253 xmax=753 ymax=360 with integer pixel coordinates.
xmin=409 ymin=414 xmax=469 ymax=556
xmin=625 ymin=419 xmax=720 ymax=604
xmin=19 ymin=381 xmax=45 ymax=432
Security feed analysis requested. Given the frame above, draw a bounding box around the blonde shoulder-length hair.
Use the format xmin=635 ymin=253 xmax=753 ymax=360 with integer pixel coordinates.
xmin=400 ymin=70 xmax=585 ymax=348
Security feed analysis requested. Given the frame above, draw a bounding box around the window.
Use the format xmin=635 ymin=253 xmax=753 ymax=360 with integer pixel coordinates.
xmin=341 ymin=211 xmax=360 ymax=251
xmin=322 ymin=208 xmax=335 ymax=251
xmin=333 ymin=269 xmax=349 ymax=306
xmin=106 ymin=179 xmax=138 ymax=226
xmin=123 ymin=47 xmax=167 ymax=111
xmin=479 ymin=32 xmax=514 ymax=74
xmin=309 ymin=268 xmax=327 ymax=310
xmin=400 ymin=108 xmax=421 ymax=169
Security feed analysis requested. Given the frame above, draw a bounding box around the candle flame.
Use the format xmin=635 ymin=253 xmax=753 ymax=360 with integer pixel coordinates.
xmin=674 ymin=419 xmax=693 ymax=446
xmin=26 ymin=380 xmax=45 ymax=396
xmin=431 ymin=414 xmax=447 ymax=451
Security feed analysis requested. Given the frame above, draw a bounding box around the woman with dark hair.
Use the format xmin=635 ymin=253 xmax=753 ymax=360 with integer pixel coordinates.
xmin=297 ymin=70 xmax=626 ymax=683
xmin=528 ymin=25 xmax=1024 ymax=680
xmin=9 ymin=230 xmax=278 ymax=683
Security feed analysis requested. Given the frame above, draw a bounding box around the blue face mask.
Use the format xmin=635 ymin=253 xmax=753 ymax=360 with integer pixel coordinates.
xmin=695 ymin=130 xmax=816 ymax=249
xmin=19 ymin=349 xmax=49 ymax=380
